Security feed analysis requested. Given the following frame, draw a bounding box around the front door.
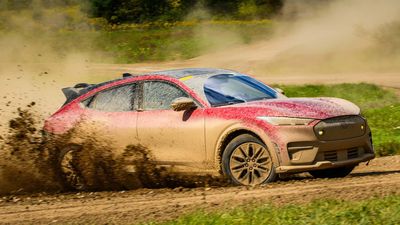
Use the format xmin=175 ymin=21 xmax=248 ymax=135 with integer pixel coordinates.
xmin=136 ymin=80 xmax=206 ymax=170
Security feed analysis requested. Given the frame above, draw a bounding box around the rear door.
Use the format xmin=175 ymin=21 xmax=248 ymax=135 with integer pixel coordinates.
xmin=80 ymin=82 xmax=139 ymax=149
xmin=136 ymin=80 xmax=206 ymax=170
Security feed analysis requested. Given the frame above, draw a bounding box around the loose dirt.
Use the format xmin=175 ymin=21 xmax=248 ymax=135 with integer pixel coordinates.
xmin=0 ymin=155 xmax=399 ymax=224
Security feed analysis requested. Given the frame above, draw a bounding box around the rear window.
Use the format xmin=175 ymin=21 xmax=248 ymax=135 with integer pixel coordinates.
xmin=204 ymin=74 xmax=277 ymax=107
xmin=84 ymin=84 xmax=137 ymax=112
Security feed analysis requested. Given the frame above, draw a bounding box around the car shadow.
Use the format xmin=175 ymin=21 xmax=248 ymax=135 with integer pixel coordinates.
xmin=277 ymin=170 xmax=400 ymax=182
xmin=349 ymin=170 xmax=400 ymax=177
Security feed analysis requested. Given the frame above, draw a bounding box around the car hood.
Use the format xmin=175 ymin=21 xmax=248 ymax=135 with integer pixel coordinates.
xmin=231 ymin=97 xmax=361 ymax=119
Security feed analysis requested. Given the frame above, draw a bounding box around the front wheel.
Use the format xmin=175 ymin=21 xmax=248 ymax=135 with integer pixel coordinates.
xmin=309 ymin=166 xmax=355 ymax=179
xmin=221 ymin=134 xmax=277 ymax=186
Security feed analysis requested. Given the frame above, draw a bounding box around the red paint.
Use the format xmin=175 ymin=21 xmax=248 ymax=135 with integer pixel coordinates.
xmin=45 ymin=75 xmax=360 ymax=147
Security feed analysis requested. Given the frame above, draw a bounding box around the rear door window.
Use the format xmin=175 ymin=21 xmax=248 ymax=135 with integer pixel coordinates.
xmin=142 ymin=81 xmax=188 ymax=110
xmin=84 ymin=83 xmax=137 ymax=112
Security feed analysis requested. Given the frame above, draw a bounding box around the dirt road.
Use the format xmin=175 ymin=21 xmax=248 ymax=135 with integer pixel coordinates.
xmin=1 ymin=155 xmax=400 ymax=224
xmin=89 ymin=63 xmax=400 ymax=88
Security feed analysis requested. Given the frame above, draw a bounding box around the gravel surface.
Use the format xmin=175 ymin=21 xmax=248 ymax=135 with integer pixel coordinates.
xmin=1 ymin=155 xmax=400 ymax=224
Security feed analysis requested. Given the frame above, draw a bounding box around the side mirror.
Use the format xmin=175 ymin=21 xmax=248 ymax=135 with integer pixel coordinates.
xmin=275 ymin=88 xmax=285 ymax=95
xmin=171 ymin=97 xmax=197 ymax=111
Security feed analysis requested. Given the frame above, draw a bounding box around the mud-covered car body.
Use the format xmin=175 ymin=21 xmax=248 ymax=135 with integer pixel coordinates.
xmin=45 ymin=68 xmax=375 ymax=185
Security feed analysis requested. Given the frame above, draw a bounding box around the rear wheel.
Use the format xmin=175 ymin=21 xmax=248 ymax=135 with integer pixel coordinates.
xmin=59 ymin=144 xmax=86 ymax=190
xmin=309 ymin=166 xmax=355 ymax=179
xmin=221 ymin=134 xmax=276 ymax=186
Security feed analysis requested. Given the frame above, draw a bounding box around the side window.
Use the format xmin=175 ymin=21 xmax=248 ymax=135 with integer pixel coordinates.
xmin=84 ymin=84 xmax=136 ymax=112
xmin=143 ymin=81 xmax=188 ymax=110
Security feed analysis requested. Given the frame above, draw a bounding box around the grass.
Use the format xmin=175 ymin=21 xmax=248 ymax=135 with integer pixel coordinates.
xmin=5 ymin=21 xmax=274 ymax=64
xmin=275 ymin=83 xmax=400 ymax=156
xmin=275 ymin=83 xmax=399 ymax=110
xmin=150 ymin=195 xmax=400 ymax=225
xmin=363 ymin=105 xmax=400 ymax=156
xmin=90 ymin=21 xmax=274 ymax=63
xmin=0 ymin=5 xmax=275 ymax=64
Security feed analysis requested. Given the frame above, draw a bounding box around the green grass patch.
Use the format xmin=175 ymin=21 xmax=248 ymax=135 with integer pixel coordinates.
xmin=275 ymin=83 xmax=400 ymax=156
xmin=18 ymin=22 xmax=274 ymax=63
xmin=275 ymin=83 xmax=398 ymax=110
xmin=151 ymin=195 xmax=400 ymax=225
xmin=91 ymin=22 xmax=274 ymax=63
xmin=363 ymin=105 xmax=400 ymax=156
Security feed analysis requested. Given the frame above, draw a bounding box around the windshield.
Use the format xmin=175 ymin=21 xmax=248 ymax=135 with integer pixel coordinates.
xmin=204 ymin=74 xmax=278 ymax=107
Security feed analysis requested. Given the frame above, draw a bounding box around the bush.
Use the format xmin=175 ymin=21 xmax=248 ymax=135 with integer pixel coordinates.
xmin=86 ymin=0 xmax=283 ymax=24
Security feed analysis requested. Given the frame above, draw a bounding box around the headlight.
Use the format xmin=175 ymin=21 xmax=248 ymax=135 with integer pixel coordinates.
xmin=257 ymin=116 xmax=314 ymax=126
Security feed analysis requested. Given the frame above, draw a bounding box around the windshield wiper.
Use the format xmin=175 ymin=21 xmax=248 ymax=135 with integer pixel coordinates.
xmin=248 ymin=96 xmax=273 ymax=101
xmin=212 ymin=99 xmax=246 ymax=107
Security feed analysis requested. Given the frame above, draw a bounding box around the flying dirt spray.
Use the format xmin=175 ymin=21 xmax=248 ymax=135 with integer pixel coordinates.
xmin=0 ymin=104 xmax=138 ymax=194
xmin=1 ymin=0 xmax=400 ymax=194
xmin=0 ymin=105 xmax=226 ymax=194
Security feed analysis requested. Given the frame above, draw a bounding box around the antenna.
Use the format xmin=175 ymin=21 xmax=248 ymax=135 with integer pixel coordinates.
xmin=122 ymin=73 xmax=133 ymax=78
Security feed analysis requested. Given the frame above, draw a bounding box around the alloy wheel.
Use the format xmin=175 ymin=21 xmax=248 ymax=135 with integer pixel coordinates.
xmin=229 ymin=142 xmax=272 ymax=185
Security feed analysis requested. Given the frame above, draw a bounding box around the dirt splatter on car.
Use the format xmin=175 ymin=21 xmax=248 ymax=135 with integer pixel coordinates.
xmin=44 ymin=68 xmax=375 ymax=187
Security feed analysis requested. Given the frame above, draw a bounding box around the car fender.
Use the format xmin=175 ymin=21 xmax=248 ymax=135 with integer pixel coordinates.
xmin=212 ymin=122 xmax=281 ymax=172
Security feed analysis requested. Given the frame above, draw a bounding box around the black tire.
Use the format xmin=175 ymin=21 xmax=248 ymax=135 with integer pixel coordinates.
xmin=58 ymin=144 xmax=86 ymax=190
xmin=221 ymin=134 xmax=277 ymax=186
xmin=309 ymin=166 xmax=355 ymax=179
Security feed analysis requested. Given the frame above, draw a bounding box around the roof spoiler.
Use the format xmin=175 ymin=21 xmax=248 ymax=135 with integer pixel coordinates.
xmin=62 ymin=83 xmax=93 ymax=105
xmin=62 ymin=87 xmax=81 ymax=104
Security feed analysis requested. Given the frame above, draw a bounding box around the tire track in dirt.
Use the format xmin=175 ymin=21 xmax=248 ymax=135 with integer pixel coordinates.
xmin=1 ymin=156 xmax=400 ymax=224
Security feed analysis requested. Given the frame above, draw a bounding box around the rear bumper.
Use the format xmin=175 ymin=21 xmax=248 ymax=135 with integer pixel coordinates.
xmin=276 ymin=153 xmax=375 ymax=173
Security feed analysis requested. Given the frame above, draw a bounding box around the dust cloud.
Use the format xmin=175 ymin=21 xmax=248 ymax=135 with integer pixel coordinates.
xmin=0 ymin=2 xmax=110 ymax=126
xmin=181 ymin=2 xmax=245 ymax=55
xmin=185 ymin=0 xmax=400 ymax=76
xmin=266 ymin=0 xmax=400 ymax=74
xmin=0 ymin=3 xmax=138 ymax=194
xmin=115 ymin=0 xmax=400 ymax=83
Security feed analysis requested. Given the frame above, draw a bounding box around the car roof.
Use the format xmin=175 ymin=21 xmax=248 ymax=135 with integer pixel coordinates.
xmin=143 ymin=68 xmax=238 ymax=79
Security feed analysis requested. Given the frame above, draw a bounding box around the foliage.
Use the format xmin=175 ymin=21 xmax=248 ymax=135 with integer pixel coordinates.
xmin=87 ymin=0 xmax=190 ymax=23
xmin=1 ymin=0 xmax=282 ymax=23
xmin=0 ymin=0 xmax=79 ymax=10
xmin=0 ymin=0 xmax=283 ymax=23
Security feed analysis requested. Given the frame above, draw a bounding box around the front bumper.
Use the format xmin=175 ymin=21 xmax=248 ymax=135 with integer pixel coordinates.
xmin=276 ymin=153 xmax=374 ymax=173
xmin=270 ymin=116 xmax=375 ymax=173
